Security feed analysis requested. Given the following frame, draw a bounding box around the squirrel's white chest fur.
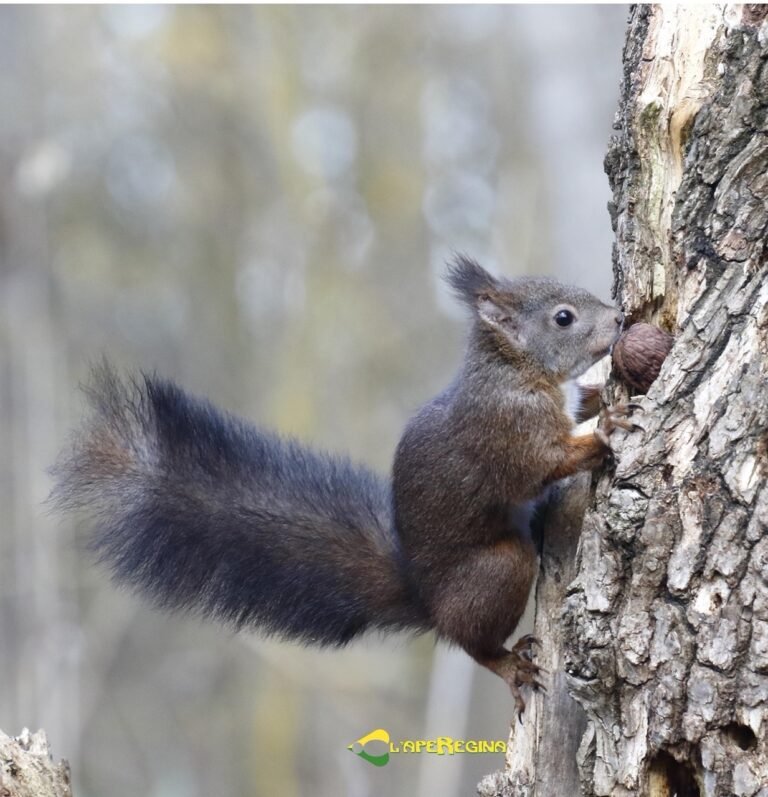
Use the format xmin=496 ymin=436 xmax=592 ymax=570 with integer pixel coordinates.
xmin=559 ymin=379 xmax=582 ymax=425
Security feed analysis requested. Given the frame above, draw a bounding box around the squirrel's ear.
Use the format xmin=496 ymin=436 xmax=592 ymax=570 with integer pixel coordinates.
xmin=477 ymin=297 xmax=527 ymax=348
xmin=477 ymin=296 xmax=509 ymax=327
xmin=445 ymin=255 xmax=499 ymax=306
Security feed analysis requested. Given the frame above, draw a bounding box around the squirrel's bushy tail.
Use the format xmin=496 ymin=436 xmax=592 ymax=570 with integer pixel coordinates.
xmin=51 ymin=364 xmax=422 ymax=645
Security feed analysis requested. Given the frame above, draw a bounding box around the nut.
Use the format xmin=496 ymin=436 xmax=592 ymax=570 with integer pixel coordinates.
xmin=612 ymin=322 xmax=674 ymax=393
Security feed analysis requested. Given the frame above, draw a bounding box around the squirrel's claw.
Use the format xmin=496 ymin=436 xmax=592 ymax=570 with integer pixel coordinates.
xmin=607 ymin=416 xmax=637 ymax=433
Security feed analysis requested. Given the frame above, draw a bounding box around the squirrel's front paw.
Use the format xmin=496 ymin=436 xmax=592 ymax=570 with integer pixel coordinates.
xmin=595 ymin=402 xmax=643 ymax=450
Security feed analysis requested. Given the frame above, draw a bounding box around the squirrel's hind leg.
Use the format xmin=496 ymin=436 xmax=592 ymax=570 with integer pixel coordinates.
xmin=427 ymin=537 xmax=541 ymax=714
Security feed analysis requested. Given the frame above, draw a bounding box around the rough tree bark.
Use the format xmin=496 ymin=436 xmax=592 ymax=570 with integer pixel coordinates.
xmin=0 ymin=728 xmax=72 ymax=797
xmin=479 ymin=5 xmax=768 ymax=796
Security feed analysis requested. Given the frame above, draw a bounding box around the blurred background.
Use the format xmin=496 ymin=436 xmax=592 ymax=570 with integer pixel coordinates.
xmin=0 ymin=5 xmax=627 ymax=797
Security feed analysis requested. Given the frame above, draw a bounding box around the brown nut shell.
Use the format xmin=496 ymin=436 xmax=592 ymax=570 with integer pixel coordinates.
xmin=612 ymin=322 xmax=674 ymax=394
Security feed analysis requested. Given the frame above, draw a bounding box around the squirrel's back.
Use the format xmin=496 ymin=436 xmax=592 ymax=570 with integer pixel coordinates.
xmin=51 ymin=364 xmax=424 ymax=645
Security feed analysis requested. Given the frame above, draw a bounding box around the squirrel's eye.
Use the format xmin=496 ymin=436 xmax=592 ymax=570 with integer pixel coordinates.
xmin=554 ymin=309 xmax=575 ymax=327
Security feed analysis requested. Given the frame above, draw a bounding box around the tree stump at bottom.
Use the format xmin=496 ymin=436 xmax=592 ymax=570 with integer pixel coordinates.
xmin=0 ymin=728 xmax=72 ymax=797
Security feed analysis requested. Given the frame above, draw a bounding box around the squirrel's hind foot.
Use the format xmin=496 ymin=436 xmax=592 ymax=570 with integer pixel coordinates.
xmin=476 ymin=641 xmax=546 ymax=720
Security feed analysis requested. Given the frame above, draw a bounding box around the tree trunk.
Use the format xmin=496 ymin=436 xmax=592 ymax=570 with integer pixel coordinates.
xmin=0 ymin=728 xmax=72 ymax=797
xmin=480 ymin=4 xmax=768 ymax=795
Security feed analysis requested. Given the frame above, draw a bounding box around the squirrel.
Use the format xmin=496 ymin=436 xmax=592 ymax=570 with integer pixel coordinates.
xmin=51 ymin=255 xmax=632 ymax=715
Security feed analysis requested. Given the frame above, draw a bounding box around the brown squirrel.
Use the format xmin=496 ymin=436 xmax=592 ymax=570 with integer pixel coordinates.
xmin=51 ymin=256 xmax=632 ymax=715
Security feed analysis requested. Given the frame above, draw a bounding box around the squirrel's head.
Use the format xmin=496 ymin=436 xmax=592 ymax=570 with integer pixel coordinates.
xmin=446 ymin=255 xmax=623 ymax=379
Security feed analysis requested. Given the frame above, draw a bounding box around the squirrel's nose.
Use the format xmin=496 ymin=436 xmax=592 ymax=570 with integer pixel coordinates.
xmin=615 ymin=311 xmax=624 ymax=327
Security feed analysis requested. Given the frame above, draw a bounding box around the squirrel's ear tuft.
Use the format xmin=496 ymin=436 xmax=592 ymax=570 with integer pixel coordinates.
xmin=445 ymin=255 xmax=499 ymax=305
